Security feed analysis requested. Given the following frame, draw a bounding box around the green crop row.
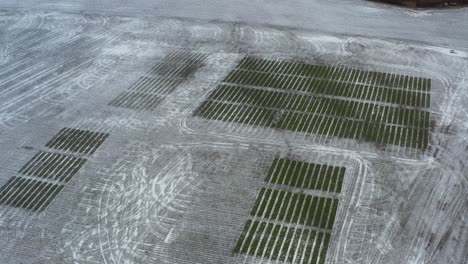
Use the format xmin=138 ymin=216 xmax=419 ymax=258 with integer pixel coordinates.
xmin=18 ymin=151 xmax=87 ymax=183
xmin=46 ymin=127 xmax=109 ymax=155
xmin=236 ymin=57 xmax=430 ymax=91
xmin=250 ymin=188 xmax=339 ymax=230
xmin=204 ymin=84 xmax=430 ymax=129
xmin=234 ymin=219 xmax=331 ymax=263
xmin=129 ymin=76 xmax=183 ymax=95
xmin=110 ymin=51 xmax=206 ymax=112
xmin=155 ymin=50 xmax=206 ymax=66
xmin=225 ymin=69 xmax=431 ymax=109
xmin=193 ymin=98 xmax=429 ymax=149
xmin=277 ymin=112 xmax=428 ymax=149
xmin=193 ymin=101 xmax=277 ymax=127
xmin=206 ymin=85 xmax=314 ymax=111
xmin=0 ymin=127 xmax=106 ymax=213
xmin=0 ymin=176 xmax=63 ymax=211
xmin=109 ymin=91 xmax=165 ymax=111
xmin=265 ymin=158 xmax=345 ymax=193
xmin=148 ymin=59 xmax=204 ymax=79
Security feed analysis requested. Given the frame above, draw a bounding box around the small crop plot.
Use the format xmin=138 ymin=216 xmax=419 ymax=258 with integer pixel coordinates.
xmin=265 ymin=157 xmax=345 ymax=193
xmin=128 ymin=77 xmax=183 ymax=95
xmin=250 ymin=188 xmax=339 ymax=230
xmin=234 ymin=220 xmax=331 ymax=264
xmin=0 ymin=128 xmax=105 ymax=213
xmin=109 ymin=50 xmax=206 ymax=111
xmin=0 ymin=176 xmax=63 ymax=211
xmin=46 ymin=127 xmax=109 ymax=154
xmin=194 ymin=56 xmax=432 ymax=150
xmin=148 ymin=51 xmax=207 ymax=78
xmin=109 ymin=91 xmax=164 ymax=111
xmin=18 ymin=151 xmax=87 ymax=183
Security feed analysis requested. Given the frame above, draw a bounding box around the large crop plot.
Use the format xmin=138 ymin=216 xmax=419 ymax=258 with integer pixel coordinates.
xmin=234 ymin=158 xmax=346 ymax=263
xmin=0 ymin=127 xmax=109 ymax=212
xmin=194 ymin=57 xmax=431 ymax=150
xmin=109 ymin=51 xmax=206 ymax=111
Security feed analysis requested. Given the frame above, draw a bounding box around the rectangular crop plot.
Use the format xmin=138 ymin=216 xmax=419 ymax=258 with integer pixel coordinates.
xmin=236 ymin=57 xmax=431 ymax=92
xmin=194 ymin=56 xmax=432 ymax=150
xmin=234 ymin=220 xmax=331 ymax=264
xmin=250 ymin=188 xmax=339 ymax=230
xmin=265 ymin=158 xmax=345 ymax=193
xmin=109 ymin=91 xmax=164 ymax=111
xmin=148 ymin=52 xmax=206 ymax=79
xmin=18 ymin=151 xmax=87 ymax=183
xmin=128 ymin=77 xmax=183 ymax=95
xmin=109 ymin=50 xmax=206 ymax=111
xmin=0 ymin=176 xmax=64 ymax=211
xmin=46 ymin=127 xmax=109 ymax=155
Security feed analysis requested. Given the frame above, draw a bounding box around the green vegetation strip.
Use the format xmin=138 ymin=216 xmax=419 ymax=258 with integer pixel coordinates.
xmin=265 ymin=158 xmax=345 ymax=193
xmin=234 ymin=220 xmax=332 ymax=263
xmin=128 ymin=77 xmax=183 ymax=95
xmin=18 ymin=151 xmax=87 ymax=183
xmin=194 ymin=99 xmax=429 ymax=149
xmin=206 ymin=85 xmax=430 ymax=129
xmin=225 ymin=70 xmax=430 ymax=108
xmin=109 ymin=51 xmax=206 ymax=111
xmin=148 ymin=62 xmax=205 ymax=79
xmin=0 ymin=176 xmax=63 ymax=211
xmin=147 ymin=51 xmax=206 ymax=78
xmin=193 ymin=55 xmax=432 ymax=150
xmin=236 ymin=56 xmax=431 ymax=92
xmin=109 ymin=91 xmax=164 ymax=111
xmin=156 ymin=51 xmax=207 ymax=67
xmin=250 ymin=188 xmax=339 ymax=230
xmin=46 ymin=128 xmax=109 ymax=155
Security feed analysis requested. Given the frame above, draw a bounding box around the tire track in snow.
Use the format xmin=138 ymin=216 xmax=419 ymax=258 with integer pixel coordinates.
xmin=60 ymin=143 xmax=200 ymax=264
xmin=0 ymin=12 xmax=122 ymax=128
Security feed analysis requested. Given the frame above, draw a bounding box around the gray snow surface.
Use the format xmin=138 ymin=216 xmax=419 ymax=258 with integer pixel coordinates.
xmin=0 ymin=1 xmax=466 ymax=264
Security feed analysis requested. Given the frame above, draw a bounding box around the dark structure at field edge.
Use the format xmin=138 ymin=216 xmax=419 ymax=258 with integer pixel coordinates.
xmin=379 ymin=0 xmax=467 ymax=7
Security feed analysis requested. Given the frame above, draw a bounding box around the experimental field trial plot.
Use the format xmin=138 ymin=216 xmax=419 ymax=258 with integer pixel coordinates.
xmin=0 ymin=7 xmax=466 ymax=264
xmin=109 ymin=51 xmax=206 ymax=111
xmin=234 ymin=157 xmax=345 ymax=264
xmin=194 ymin=57 xmax=431 ymax=150
xmin=0 ymin=127 xmax=109 ymax=212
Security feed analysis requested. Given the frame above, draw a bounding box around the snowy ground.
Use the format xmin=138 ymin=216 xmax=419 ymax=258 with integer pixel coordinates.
xmin=0 ymin=1 xmax=466 ymax=264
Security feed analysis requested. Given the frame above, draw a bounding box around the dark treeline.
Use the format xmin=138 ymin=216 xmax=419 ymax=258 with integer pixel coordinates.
xmin=380 ymin=0 xmax=467 ymax=7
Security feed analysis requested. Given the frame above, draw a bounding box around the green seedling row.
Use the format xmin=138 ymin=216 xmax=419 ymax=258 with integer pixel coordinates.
xmin=264 ymin=158 xmax=346 ymax=193
xmin=109 ymin=91 xmax=165 ymax=111
xmin=110 ymin=51 xmax=205 ymax=112
xmin=0 ymin=176 xmax=63 ymax=211
xmin=18 ymin=151 xmax=87 ymax=183
xmin=310 ymin=232 xmax=324 ymax=264
xmin=148 ymin=60 xmax=203 ymax=79
xmin=224 ymin=69 xmax=430 ymax=109
xmin=234 ymin=219 xmax=332 ymax=263
xmin=195 ymin=57 xmax=432 ymax=150
xmin=277 ymin=112 xmax=428 ymax=149
xmin=202 ymin=84 xmax=429 ymax=130
xmin=129 ymin=76 xmax=183 ymax=95
xmin=250 ymin=188 xmax=339 ymax=230
xmin=154 ymin=51 xmax=206 ymax=66
xmin=193 ymin=101 xmax=277 ymax=127
xmin=46 ymin=128 xmax=109 ymax=155
xmin=235 ymin=57 xmax=431 ymax=91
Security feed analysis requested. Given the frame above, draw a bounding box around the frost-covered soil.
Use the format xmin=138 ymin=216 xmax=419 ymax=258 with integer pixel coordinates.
xmin=0 ymin=1 xmax=466 ymax=264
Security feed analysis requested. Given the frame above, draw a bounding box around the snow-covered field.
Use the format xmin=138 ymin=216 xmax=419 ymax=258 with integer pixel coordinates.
xmin=0 ymin=1 xmax=466 ymax=263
